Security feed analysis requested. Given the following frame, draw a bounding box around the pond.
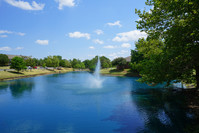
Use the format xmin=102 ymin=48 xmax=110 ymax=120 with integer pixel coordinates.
xmin=0 ymin=72 xmax=197 ymax=133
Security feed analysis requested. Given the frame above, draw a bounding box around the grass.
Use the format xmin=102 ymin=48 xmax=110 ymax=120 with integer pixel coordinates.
xmin=100 ymin=68 xmax=140 ymax=77
xmin=0 ymin=66 xmax=10 ymax=69
xmin=0 ymin=68 xmax=73 ymax=81
xmin=0 ymin=67 xmax=140 ymax=81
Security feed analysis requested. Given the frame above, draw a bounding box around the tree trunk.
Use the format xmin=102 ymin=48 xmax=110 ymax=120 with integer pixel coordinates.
xmin=196 ymin=67 xmax=199 ymax=89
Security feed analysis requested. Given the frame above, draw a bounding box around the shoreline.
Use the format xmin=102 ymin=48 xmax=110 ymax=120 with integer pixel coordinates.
xmin=1 ymin=69 xmax=199 ymax=112
xmin=0 ymin=68 xmax=73 ymax=81
xmin=0 ymin=71 xmax=68 ymax=81
xmin=0 ymin=69 xmax=140 ymax=81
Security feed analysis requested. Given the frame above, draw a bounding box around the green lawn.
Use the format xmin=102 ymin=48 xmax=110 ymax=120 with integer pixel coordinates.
xmin=0 ymin=67 xmax=140 ymax=81
xmin=100 ymin=68 xmax=140 ymax=77
xmin=0 ymin=68 xmax=73 ymax=80
xmin=0 ymin=66 xmax=10 ymax=69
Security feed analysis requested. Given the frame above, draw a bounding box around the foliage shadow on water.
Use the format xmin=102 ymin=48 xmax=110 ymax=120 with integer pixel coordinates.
xmin=105 ymin=87 xmax=199 ymax=133
xmin=0 ymin=79 xmax=35 ymax=98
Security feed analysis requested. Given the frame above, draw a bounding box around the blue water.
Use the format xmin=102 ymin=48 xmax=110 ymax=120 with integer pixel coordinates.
xmin=0 ymin=72 xmax=196 ymax=133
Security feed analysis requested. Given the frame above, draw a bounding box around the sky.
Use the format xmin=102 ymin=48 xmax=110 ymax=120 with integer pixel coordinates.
xmin=0 ymin=0 xmax=150 ymax=60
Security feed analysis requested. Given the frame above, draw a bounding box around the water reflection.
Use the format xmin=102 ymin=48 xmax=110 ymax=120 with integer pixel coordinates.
xmin=133 ymin=89 xmax=187 ymax=133
xmin=106 ymin=87 xmax=199 ymax=133
xmin=9 ymin=79 xmax=34 ymax=98
xmin=0 ymin=82 xmax=9 ymax=95
xmin=0 ymin=73 xmax=199 ymax=132
xmin=0 ymin=82 xmax=9 ymax=90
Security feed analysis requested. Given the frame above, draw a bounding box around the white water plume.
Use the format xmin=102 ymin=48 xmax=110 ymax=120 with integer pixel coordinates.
xmin=88 ymin=56 xmax=104 ymax=88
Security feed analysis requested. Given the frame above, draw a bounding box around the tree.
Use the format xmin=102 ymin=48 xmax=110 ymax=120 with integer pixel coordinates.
xmin=44 ymin=56 xmax=53 ymax=67
xmin=135 ymin=0 xmax=199 ymax=88
xmin=25 ymin=58 xmax=36 ymax=67
xmin=56 ymin=55 xmax=62 ymax=61
xmin=42 ymin=63 xmax=46 ymax=68
xmin=89 ymin=56 xmax=98 ymax=71
xmin=0 ymin=54 xmax=9 ymax=66
xmin=80 ymin=62 xmax=85 ymax=69
xmin=44 ymin=56 xmax=59 ymax=68
xmin=130 ymin=49 xmax=144 ymax=72
xmin=133 ymin=38 xmax=171 ymax=85
xmin=10 ymin=57 xmax=26 ymax=72
xmin=71 ymin=58 xmax=81 ymax=68
xmin=65 ymin=60 xmax=71 ymax=68
xmin=59 ymin=59 xmax=71 ymax=67
xmin=33 ymin=58 xmax=39 ymax=66
xmin=83 ymin=59 xmax=91 ymax=68
xmin=52 ymin=56 xmax=59 ymax=68
xmin=112 ymin=57 xmax=127 ymax=70
xmin=100 ymin=56 xmax=111 ymax=68
xmin=38 ymin=59 xmax=44 ymax=66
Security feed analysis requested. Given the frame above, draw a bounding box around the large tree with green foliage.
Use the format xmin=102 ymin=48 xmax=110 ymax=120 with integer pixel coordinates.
xmin=25 ymin=58 xmax=36 ymax=67
xmin=112 ymin=57 xmax=127 ymax=70
xmin=84 ymin=56 xmax=111 ymax=71
xmin=130 ymin=50 xmax=144 ymax=72
xmin=100 ymin=56 xmax=111 ymax=68
xmin=71 ymin=58 xmax=81 ymax=68
xmin=0 ymin=54 xmax=9 ymax=66
xmin=59 ymin=59 xmax=71 ymax=67
xmin=52 ymin=56 xmax=59 ymax=68
xmin=44 ymin=56 xmax=59 ymax=67
xmin=10 ymin=57 xmax=26 ymax=72
xmin=133 ymin=39 xmax=170 ymax=85
xmin=83 ymin=59 xmax=91 ymax=68
xmin=135 ymin=0 xmax=199 ymax=88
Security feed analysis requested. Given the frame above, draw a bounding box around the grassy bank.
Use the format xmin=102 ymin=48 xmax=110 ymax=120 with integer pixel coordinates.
xmin=0 ymin=68 xmax=73 ymax=81
xmin=100 ymin=68 xmax=140 ymax=77
xmin=0 ymin=66 xmax=10 ymax=69
xmin=0 ymin=67 xmax=139 ymax=81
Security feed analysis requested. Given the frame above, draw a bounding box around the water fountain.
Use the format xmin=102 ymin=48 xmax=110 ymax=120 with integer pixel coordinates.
xmin=94 ymin=56 xmax=101 ymax=80
xmin=89 ymin=56 xmax=104 ymax=88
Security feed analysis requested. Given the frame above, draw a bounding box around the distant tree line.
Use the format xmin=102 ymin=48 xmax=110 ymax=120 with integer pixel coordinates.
xmin=0 ymin=54 xmax=130 ymax=72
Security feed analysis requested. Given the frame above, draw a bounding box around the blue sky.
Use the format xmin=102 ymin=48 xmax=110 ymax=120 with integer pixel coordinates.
xmin=0 ymin=0 xmax=150 ymax=60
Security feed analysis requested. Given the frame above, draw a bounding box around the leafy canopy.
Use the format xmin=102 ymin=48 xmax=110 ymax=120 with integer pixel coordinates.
xmin=0 ymin=54 xmax=9 ymax=66
xmin=112 ymin=57 xmax=127 ymax=70
xmin=135 ymin=0 xmax=199 ymax=87
xmin=10 ymin=57 xmax=26 ymax=72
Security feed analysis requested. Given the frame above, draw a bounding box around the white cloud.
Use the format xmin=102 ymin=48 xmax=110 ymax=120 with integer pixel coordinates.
xmin=0 ymin=35 xmax=8 ymax=38
xmin=89 ymin=46 xmax=95 ymax=49
xmin=69 ymin=32 xmax=90 ymax=40
xmin=109 ymin=53 xmax=117 ymax=57
xmin=108 ymin=53 xmax=118 ymax=59
xmin=93 ymin=39 xmax=104 ymax=44
xmin=35 ymin=40 xmax=49 ymax=45
xmin=5 ymin=0 xmax=45 ymax=10
xmin=16 ymin=32 xmax=25 ymax=36
xmin=0 ymin=46 xmax=12 ymax=51
xmin=0 ymin=30 xmax=25 ymax=37
xmin=121 ymin=43 xmax=131 ymax=48
xmin=107 ymin=21 xmax=122 ymax=27
xmin=0 ymin=30 xmax=13 ymax=34
xmin=112 ymin=30 xmax=147 ymax=42
xmin=15 ymin=47 xmax=24 ymax=50
xmin=94 ymin=29 xmax=103 ymax=35
xmin=108 ymin=50 xmax=129 ymax=60
xmin=117 ymin=50 xmax=128 ymax=55
xmin=103 ymin=45 xmax=117 ymax=49
xmin=56 ymin=0 xmax=75 ymax=10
